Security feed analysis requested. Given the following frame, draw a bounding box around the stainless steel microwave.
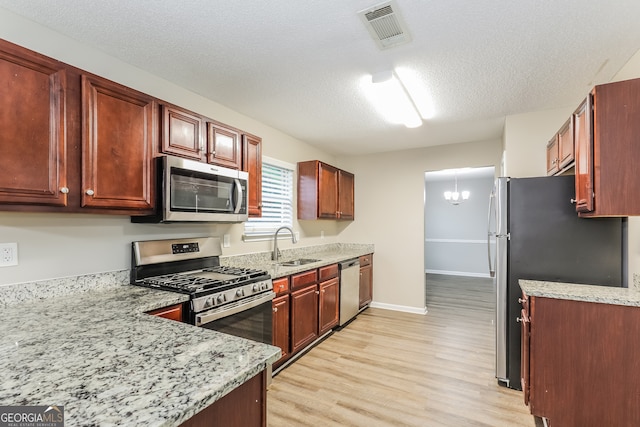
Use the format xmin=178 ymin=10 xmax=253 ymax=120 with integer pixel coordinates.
xmin=132 ymin=155 xmax=248 ymax=223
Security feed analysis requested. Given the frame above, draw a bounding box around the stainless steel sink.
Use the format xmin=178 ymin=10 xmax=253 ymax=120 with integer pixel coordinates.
xmin=277 ymin=258 xmax=320 ymax=267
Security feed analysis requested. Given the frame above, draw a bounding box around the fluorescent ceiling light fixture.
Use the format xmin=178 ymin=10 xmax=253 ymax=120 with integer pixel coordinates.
xmin=394 ymin=67 xmax=435 ymax=119
xmin=366 ymin=70 xmax=422 ymax=128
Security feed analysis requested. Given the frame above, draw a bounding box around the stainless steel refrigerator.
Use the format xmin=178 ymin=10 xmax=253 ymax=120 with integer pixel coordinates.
xmin=488 ymin=175 xmax=625 ymax=390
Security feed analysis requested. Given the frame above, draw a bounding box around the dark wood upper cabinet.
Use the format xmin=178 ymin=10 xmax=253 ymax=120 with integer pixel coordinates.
xmin=81 ymin=75 xmax=156 ymax=211
xmin=575 ymin=78 xmax=640 ymax=217
xmin=298 ymin=160 xmax=355 ymax=220
xmin=557 ymin=117 xmax=574 ymax=169
xmin=242 ymin=133 xmax=263 ymax=217
xmin=161 ymin=105 xmax=204 ymax=161
xmin=0 ymin=43 xmax=68 ymax=206
xmin=208 ymin=121 xmax=241 ymax=169
xmin=337 ymin=170 xmax=354 ymax=220
xmin=545 ymin=136 xmax=559 ymax=176
xmin=573 ymin=96 xmax=594 ymax=213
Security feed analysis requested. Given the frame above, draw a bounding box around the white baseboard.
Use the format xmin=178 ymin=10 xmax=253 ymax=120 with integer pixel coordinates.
xmin=425 ymin=269 xmax=491 ymax=278
xmin=369 ymin=301 xmax=428 ymax=315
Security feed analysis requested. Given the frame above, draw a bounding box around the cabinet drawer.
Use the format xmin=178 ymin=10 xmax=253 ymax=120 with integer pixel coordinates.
xmin=291 ymin=270 xmax=317 ymax=290
xmin=359 ymin=254 xmax=372 ymax=266
xmin=273 ymin=277 xmax=290 ymax=295
xmin=318 ymin=264 xmax=338 ymax=280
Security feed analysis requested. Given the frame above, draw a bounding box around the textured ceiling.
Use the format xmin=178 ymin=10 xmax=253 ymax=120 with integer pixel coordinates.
xmin=2 ymin=0 xmax=640 ymax=155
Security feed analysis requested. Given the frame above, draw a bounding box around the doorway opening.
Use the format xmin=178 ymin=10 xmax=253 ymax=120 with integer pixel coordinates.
xmin=424 ymin=166 xmax=495 ymax=307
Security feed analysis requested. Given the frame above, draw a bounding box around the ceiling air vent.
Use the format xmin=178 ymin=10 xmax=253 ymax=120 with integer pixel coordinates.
xmin=358 ymin=1 xmax=412 ymax=50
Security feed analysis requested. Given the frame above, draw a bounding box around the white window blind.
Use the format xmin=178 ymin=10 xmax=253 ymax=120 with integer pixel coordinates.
xmin=244 ymin=161 xmax=294 ymax=237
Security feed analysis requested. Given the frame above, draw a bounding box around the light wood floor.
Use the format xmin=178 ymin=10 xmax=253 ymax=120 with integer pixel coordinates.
xmin=267 ymin=274 xmax=536 ymax=426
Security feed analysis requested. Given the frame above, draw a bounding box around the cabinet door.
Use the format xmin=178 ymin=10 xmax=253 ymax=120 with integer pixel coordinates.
xmin=520 ymin=308 xmax=530 ymax=405
xmin=0 ymin=46 xmax=68 ymax=206
xmin=557 ymin=117 xmax=574 ymax=169
xmin=338 ymin=170 xmax=354 ymax=220
xmin=290 ymin=284 xmax=319 ymax=354
xmin=546 ymin=136 xmax=559 ymax=176
xmin=359 ymin=263 xmax=373 ymax=308
xmin=207 ymin=122 xmax=241 ymax=169
xmin=161 ymin=105 xmax=204 ymax=161
xmin=318 ymin=162 xmax=339 ymax=219
xmin=272 ymin=294 xmax=290 ymax=364
xmin=242 ymin=134 xmax=262 ymax=217
xmin=179 ymin=371 xmax=266 ymax=427
xmin=573 ymin=96 xmax=594 ymax=213
xmin=319 ymin=277 xmax=339 ymax=335
xmin=81 ymin=75 xmax=155 ymax=211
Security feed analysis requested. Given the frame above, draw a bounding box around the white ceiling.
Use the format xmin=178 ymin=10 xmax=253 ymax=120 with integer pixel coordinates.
xmin=2 ymin=1 xmax=640 ymax=156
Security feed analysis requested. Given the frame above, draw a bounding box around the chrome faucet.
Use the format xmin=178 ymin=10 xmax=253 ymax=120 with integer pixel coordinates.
xmin=272 ymin=226 xmax=297 ymax=262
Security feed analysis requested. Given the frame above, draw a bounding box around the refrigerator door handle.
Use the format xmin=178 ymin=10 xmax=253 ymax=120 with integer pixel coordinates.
xmin=487 ymin=189 xmax=496 ymax=278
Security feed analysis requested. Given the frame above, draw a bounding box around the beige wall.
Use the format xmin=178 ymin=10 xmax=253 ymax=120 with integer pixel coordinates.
xmin=339 ymin=139 xmax=503 ymax=312
xmin=0 ymin=8 xmax=340 ymax=286
xmin=503 ymin=107 xmax=574 ymax=178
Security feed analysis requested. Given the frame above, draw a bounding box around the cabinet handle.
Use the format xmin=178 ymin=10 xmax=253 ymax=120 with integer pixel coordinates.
xmin=570 ymin=199 xmax=577 ymax=204
xmin=60 ymin=187 xmax=69 ymax=194
xmin=85 ymin=189 xmax=95 ymax=196
xmin=315 ymin=290 xmax=320 ymax=295
xmin=212 ymin=150 xmax=216 ymax=156
xmin=516 ymin=316 xmax=529 ymax=323
xmin=518 ymin=297 xmax=527 ymax=304
xmin=273 ymin=307 xmax=278 ymax=313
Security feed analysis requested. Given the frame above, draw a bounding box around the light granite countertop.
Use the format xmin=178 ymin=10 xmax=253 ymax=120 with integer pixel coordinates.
xmin=519 ymin=279 xmax=640 ymax=307
xmin=221 ymin=243 xmax=375 ymax=278
xmin=0 ymin=282 xmax=280 ymax=426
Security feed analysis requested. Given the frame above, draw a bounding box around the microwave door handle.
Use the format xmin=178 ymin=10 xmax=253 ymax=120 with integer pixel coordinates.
xmin=233 ymin=179 xmax=243 ymax=214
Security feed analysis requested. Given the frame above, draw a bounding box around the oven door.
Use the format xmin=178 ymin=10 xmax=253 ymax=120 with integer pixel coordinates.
xmin=195 ymin=292 xmax=274 ymax=345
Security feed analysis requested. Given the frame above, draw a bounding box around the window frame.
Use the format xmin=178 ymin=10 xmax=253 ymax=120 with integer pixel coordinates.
xmin=243 ymin=156 xmax=295 ymax=241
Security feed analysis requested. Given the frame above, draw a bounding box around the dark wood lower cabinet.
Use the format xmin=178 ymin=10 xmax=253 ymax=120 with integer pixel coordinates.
xmin=359 ymin=255 xmax=373 ymax=308
xmin=318 ymin=277 xmax=339 ymax=335
xmin=146 ymin=303 xmax=184 ymax=322
xmin=272 ymin=294 xmax=290 ymax=366
xmin=290 ymin=284 xmax=319 ymax=354
xmin=524 ymin=295 xmax=640 ymax=426
xmin=179 ymin=370 xmax=266 ymax=427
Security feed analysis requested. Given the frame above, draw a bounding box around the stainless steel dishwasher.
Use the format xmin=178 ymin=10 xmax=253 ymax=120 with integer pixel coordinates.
xmin=339 ymin=258 xmax=360 ymax=326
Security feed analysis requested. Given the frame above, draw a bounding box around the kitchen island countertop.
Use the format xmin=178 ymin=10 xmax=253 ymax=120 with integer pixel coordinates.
xmin=520 ymin=279 xmax=640 ymax=307
xmin=0 ymin=282 xmax=280 ymax=426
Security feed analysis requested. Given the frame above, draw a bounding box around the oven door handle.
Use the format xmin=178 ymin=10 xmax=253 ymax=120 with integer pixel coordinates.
xmin=195 ymin=291 xmax=275 ymax=326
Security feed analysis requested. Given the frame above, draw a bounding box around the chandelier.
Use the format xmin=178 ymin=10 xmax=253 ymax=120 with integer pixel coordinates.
xmin=444 ymin=172 xmax=470 ymax=205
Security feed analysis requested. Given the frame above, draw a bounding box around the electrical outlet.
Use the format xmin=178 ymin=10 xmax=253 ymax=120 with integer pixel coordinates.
xmin=223 ymin=234 xmax=231 ymax=248
xmin=294 ymin=232 xmax=300 ymax=241
xmin=321 ymin=231 xmax=325 ymax=239
xmin=0 ymin=243 xmax=18 ymax=267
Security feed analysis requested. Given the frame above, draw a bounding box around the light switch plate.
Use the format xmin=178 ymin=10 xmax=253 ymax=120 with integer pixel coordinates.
xmin=223 ymin=234 xmax=231 ymax=248
xmin=0 ymin=243 xmax=18 ymax=267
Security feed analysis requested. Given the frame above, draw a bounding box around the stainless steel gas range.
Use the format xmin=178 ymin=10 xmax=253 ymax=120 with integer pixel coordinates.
xmin=130 ymin=236 xmax=274 ymax=344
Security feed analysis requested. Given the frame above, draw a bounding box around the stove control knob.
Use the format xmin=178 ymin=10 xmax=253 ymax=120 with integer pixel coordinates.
xmin=236 ymin=289 xmax=244 ymax=297
xmin=216 ymin=295 xmax=225 ymax=304
xmin=252 ymin=284 xmax=259 ymax=292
